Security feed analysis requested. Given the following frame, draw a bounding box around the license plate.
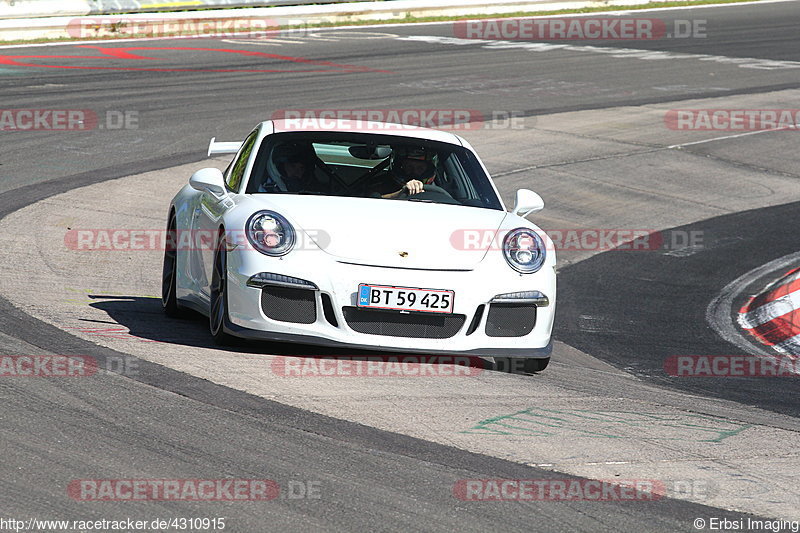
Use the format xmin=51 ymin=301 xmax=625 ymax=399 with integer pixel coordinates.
xmin=357 ymin=284 xmax=454 ymax=314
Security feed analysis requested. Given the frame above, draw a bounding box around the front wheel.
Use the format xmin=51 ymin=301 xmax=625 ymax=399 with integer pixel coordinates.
xmin=209 ymin=231 xmax=236 ymax=345
xmin=162 ymin=214 xmax=187 ymax=318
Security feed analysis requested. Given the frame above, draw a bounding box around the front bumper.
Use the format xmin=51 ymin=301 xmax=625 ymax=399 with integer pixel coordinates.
xmin=223 ymin=246 xmax=556 ymax=359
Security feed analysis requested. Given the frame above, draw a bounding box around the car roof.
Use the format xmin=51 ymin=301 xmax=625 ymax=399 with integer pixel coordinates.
xmin=267 ymin=119 xmax=465 ymax=146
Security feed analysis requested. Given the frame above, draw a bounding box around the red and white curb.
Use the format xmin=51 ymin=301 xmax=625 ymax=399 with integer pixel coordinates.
xmin=738 ymin=267 xmax=800 ymax=355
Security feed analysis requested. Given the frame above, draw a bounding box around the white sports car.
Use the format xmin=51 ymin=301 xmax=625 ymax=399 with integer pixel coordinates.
xmin=162 ymin=120 xmax=556 ymax=372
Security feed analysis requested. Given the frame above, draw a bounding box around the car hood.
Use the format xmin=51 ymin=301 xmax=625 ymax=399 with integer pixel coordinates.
xmin=248 ymin=195 xmax=509 ymax=270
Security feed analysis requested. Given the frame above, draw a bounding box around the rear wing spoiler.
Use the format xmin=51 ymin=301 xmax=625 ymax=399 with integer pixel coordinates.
xmin=207 ymin=137 xmax=242 ymax=157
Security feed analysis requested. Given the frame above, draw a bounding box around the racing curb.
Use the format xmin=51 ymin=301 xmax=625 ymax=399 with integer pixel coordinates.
xmin=738 ymin=267 xmax=800 ymax=355
xmin=1 ymin=0 xmax=691 ymax=43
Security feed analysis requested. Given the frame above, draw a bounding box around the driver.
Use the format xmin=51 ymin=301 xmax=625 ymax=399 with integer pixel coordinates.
xmin=375 ymin=146 xmax=436 ymax=199
xmin=260 ymin=142 xmax=317 ymax=193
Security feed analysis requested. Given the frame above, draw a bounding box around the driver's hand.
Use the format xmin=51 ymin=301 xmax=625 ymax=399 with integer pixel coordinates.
xmin=403 ymin=179 xmax=425 ymax=195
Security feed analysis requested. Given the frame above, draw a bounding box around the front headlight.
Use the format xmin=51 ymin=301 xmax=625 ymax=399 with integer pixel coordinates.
xmin=246 ymin=211 xmax=295 ymax=256
xmin=503 ymin=228 xmax=546 ymax=274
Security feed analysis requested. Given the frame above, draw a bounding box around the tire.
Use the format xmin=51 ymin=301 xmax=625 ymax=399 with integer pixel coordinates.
xmin=495 ymin=357 xmax=550 ymax=374
xmin=209 ymin=231 xmax=236 ymax=345
xmin=162 ymin=213 xmax=187 ymax=318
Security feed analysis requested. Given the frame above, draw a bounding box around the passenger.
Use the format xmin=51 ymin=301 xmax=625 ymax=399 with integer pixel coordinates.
xmin=260 ymin=142 xmax=317 ymax=193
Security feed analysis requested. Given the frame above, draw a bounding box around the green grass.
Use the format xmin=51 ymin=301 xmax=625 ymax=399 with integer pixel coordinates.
xmin=0 ymin=0 xmax=762 ymax=46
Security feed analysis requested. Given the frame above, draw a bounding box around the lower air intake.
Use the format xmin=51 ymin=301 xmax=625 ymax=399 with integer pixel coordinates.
xmin=342 ymin=307 xmax=465 ymax=339
xmin=485 ymin=303 xmax=536 ymax=337
xmin=261 ymin=286 xmax=316 ymax=324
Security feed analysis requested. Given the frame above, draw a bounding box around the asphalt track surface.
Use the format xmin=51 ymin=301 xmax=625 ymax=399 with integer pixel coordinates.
xmin=557 ymin=200 xmax=800 ymax=417
xmin=1 ymin=1 xmax=799 ymax=530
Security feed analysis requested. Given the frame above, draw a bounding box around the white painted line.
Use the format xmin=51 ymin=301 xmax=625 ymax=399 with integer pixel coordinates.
xmin=668 ymin=125 xmax=800 ymax=149
xmin=304 ymin=35 xmax=344 ymax=41
xmin=401 ymin=35 xmax=800 ymax=70
xmin=250 ymin=37 xmax=308 ymax=44
xmin=220 ymin=38 xmax=307 ymax=46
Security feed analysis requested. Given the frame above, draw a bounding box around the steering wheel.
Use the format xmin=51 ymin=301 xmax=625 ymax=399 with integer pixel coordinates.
xmin=407 ymin=183 xmax=461 ymax=205
xmin=414 ymin=183 xmax=451 ymax=196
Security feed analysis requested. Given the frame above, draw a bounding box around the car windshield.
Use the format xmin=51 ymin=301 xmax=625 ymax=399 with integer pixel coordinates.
xmin=245 ymin=132 xmax=503 ymax=210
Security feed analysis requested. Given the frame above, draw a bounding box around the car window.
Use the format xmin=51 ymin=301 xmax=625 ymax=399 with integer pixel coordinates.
xmin=226 ymin=130 xmax=258 ymax=192
xmin=246 ymin=132 xmax=503 ymax=210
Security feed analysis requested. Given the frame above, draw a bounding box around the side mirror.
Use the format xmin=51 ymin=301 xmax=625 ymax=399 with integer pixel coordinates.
xmin=189 ymin=168 xmax=227 ymax=199
xmin=511 ymin=189 xmax=544 ymax=217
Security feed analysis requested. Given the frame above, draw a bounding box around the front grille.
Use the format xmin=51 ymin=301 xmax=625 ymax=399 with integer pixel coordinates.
xmin=342 ymin=307 xmax=466 ymax=339
xmin=261 ymin=286 xmax=316 ymax=324
xmin=485 ymin=303 xmax=536 ymax=337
